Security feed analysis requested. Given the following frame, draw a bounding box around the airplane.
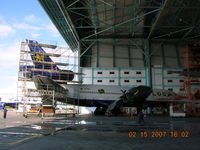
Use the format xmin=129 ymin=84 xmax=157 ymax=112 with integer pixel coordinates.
xmin=22 ymin=40 xmax=200 ymax=115
xmin=32 ymin=75 xmax=200 ymax=115
xmin=19 ymin=40 xmax=74 ymax=82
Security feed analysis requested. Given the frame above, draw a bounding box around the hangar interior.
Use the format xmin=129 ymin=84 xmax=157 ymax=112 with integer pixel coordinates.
xmin=38 ymin=0 xmax=200 ymax=96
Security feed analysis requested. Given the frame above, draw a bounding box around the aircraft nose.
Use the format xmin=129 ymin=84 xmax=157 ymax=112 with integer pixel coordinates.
xmin=128 ymin=86 xmax=152 ymax=100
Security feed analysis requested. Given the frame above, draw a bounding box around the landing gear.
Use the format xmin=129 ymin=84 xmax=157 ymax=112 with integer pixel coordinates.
xmin=94 ymin=107 xmax=107 ymax=115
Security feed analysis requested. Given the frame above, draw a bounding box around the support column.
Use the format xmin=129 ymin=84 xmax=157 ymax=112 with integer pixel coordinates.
xmin=128 ymin=46 xmax=132 ymax=67
xmin=52 ymin=90 xmax=55 ymax=107
xmin=175 ymin=44 xmax=181 ymax=67
xmin=161 ymin=43 xmax=166 ymax=67
xmin=77 ymin=42 xmax=81 ymax=114
xmin=92 ymin=68 xmax=94 ymax=84
xmin=113 ymin=44 xmax=116 ymax=67
xmin=144 ymin=40 xmax=152 ymax=87
xmin=97 ymin=41 xmax=99 ymax=67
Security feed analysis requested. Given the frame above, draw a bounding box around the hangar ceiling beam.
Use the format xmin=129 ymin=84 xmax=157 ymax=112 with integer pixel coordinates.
xmin=81 ymin=8 xmax=161 ymax=41
xmin=186 ymin=34 xmax=200 ymax=40
xmin=39 ymin=0 xmax=78 ymax=50
xmin=56 ymin=0 xmax=80 ymax=41
xmin=147 ymin=0 xmax=170 ymax=39
xmin=80 ymin=40 xmax=96 ymax=57
xmin=67 ymin=6 xmax=200 ymax=10
xmin=68 ymin=7 xmax=112 ymax=28
xmin=67 ymin=0 xmax=81 ymax=8
xmin=152 ymin=26 xmax=193 ymax=39
xmin=89 ymin=0 xmax=100 ymax=30
xmin=76 ymin=25 xmax=191 ymax=29
xmin=97 ymin=0 xmax=112 ymax=6
xmin=182 ymin=27 xmax=194 ymax=39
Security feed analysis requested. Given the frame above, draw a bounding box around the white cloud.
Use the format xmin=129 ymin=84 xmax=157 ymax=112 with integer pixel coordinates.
xmin=0 ymin=76 xmax=18 ymax=100
xmin=0 ymin=42 xmax=20 ymax=72
xmin=24 ymin=14 xmax=37 ymax=22
xmin=0 ymin=17 xmax=16 ymax=37
xmin=0 ymin=16 xmax=6 ymax=24
xmin=0 ymin=24 xmax=16 ymax=37
xmin=0 ymin=42 xmax=20 ymax=99
xmin=13 ymin=23 xmax=42 ymax=30
xmin=31 ymin=33 xmax=40 ymax=38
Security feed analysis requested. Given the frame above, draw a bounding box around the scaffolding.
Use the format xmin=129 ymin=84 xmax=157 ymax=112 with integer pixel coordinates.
xmin=183 ymin=43 xmax=200 ymax=116
xmin=17 ymin=39 xmax=79 ymax=114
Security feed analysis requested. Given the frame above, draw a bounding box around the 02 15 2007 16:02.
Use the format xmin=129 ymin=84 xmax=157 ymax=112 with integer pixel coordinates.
xmin=128 ymin=131 xmax=189 ymax=138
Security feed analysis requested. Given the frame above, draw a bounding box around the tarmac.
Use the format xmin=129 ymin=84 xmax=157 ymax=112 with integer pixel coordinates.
xmin=0 ymin=111 xmax=42 ymax=129
xmin=0 ymin=110 xmax=200 ymax=150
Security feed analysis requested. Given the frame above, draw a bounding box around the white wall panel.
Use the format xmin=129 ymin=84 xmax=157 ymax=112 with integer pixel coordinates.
xmin=164 ymin=79 xmax=181 ymax=85
xmin=134 ymin=79 xmax=145 ymax=85
xmin=120 ymin=70 xmax=134 ymax=77
xmin=120 ymin=79 xmax=134 ymax=85
xmin=133 ymin=70 xmax=145 ymax=77
xmin=164 ymin=87 xmax=180 ymax=93
xmin=104 ymin=70 xmax=119 ymax=77
xmin=154 ymin=86 xmax=163 ymax=89
xmin=104 ymin=79 xmax=118 ymax=85
xmin=81 ymin=67 xmax=146 ymax=86
xmin=82 ymin=68 xmax=92 ymax=77
xmin=93 ymin=70 xmax=104 ymax=77
xmin=82 ymin=78 xmax=92 ymax=84
xmin=163 ymin=70 xmax=180 ymax=77
xmin=154 ymin=76 xmax=162 ymax=85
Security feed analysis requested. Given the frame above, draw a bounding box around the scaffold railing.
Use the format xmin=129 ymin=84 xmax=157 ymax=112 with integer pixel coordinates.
xmin=17 ymin=39 xmax=79 ymax=106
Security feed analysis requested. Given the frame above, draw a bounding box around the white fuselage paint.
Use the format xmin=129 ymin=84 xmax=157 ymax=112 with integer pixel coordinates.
xmin=63 ymin=84 xmax=130 ymax=101
xmin=63 ymin=84 xmax=177 ymax=103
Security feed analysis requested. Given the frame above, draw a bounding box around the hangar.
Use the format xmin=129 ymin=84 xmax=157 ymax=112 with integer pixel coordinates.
xmin=38 ymin=0 xmax=199 ymax=90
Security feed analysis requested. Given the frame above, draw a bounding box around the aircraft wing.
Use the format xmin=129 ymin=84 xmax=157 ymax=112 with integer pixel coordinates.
xmin=32 ymin=76 xmax=68 ymax=102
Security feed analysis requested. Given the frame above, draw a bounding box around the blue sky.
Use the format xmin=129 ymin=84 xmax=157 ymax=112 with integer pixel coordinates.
xmin=0 ymin=0 xmax=67 ymax=100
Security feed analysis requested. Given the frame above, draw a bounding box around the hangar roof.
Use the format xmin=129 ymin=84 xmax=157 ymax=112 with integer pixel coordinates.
xmin=39 ymin=0 xmax=200 ymax=50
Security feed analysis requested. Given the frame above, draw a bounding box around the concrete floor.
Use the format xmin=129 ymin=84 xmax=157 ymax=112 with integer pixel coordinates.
xmin=0 ymin=113 xmax=200 ymax=150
